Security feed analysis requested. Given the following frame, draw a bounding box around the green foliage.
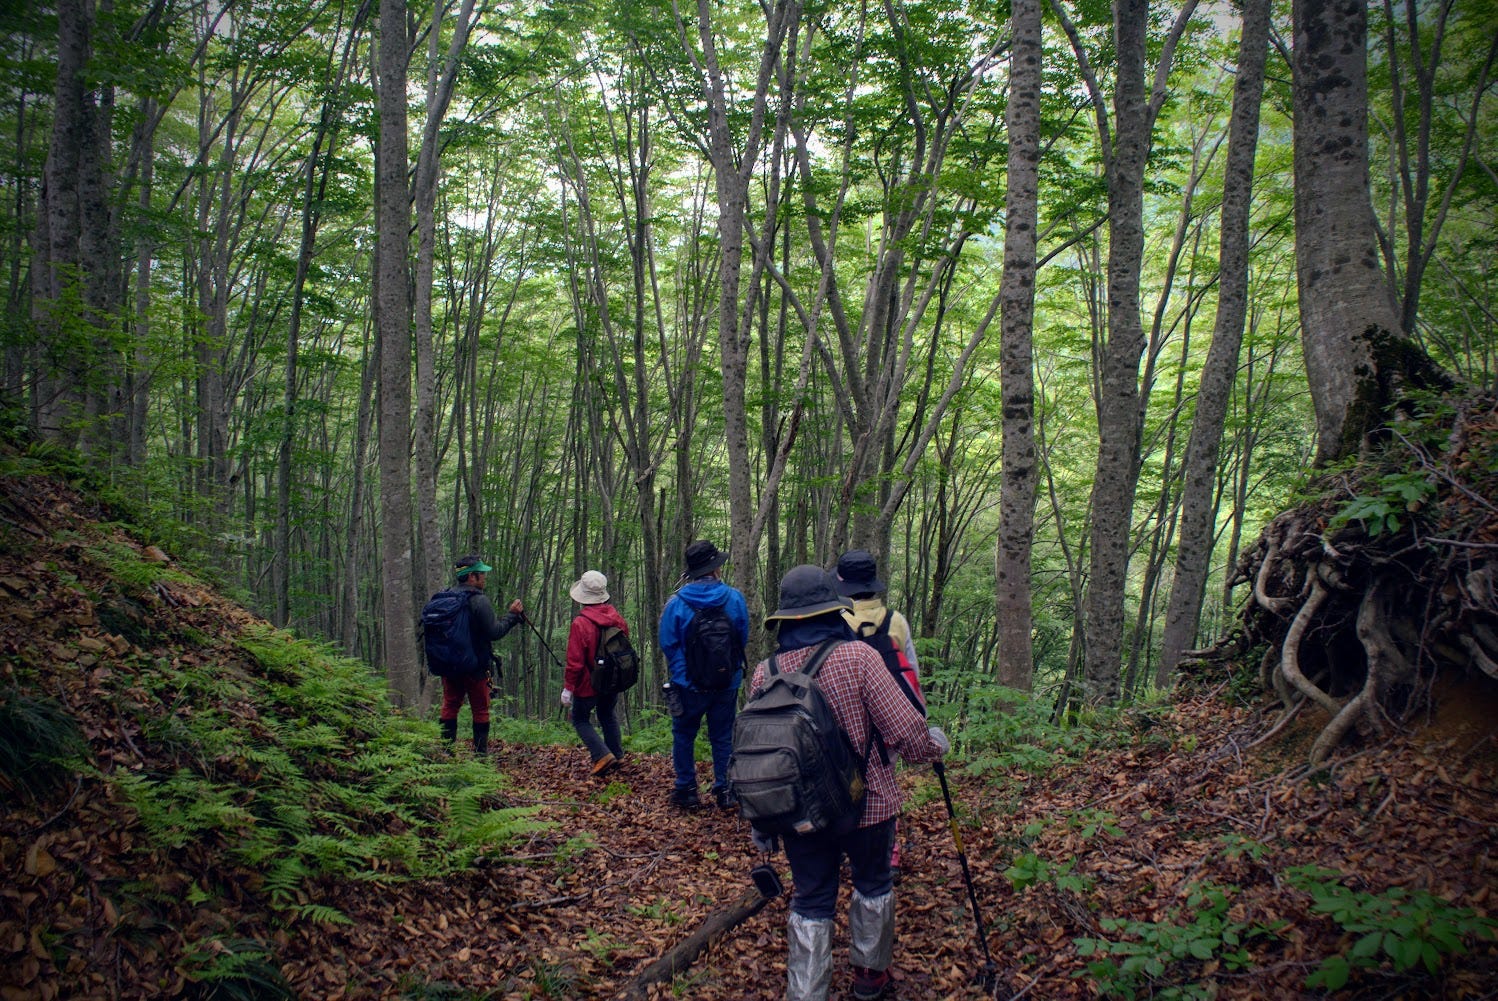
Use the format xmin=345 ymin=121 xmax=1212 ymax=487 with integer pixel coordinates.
xmin=1003 ymin=852 xmax=1095 ymax=896
xmin=1328 ymin=470 xmax=1436 ymax=537
xmin=0 ymin=690 xmax=90 ymax=801
xmin=1074 ymin=882 xmax=1283 ymax=1000
xmin=177 ymin=936 xmax=297 ymax=1001
xmin=934 ymin=678 xmax=1137 ymax=778
xmin=82 ymin=538 xmax=196 ymax=597
xmin=113 ymin=623 xmax=550 ymax=924
xmin=1286 ymin=866 xmax=1498 ymax=991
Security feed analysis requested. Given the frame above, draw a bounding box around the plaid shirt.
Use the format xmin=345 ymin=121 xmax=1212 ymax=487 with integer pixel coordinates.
xmin=749 ymin=639 xmax=941 ymax=827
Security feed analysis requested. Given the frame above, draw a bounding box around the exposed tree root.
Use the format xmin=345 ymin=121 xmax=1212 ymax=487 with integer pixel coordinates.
xmin=1195 ymin=393 xmax=1498 ymax=764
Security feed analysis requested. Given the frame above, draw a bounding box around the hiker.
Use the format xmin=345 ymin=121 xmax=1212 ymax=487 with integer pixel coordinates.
xmin=562 ymin=570 xmax=628 ymax=776
xmin=440 ymin=555 xmax=524 ymax=755
xmin=658 ymin=538 xmax=749 ymax=811
xmin=835 ymin=549 xmax=920 ymax=682
xmin=835 ymin=548 xmax=924 ymax=878
xmin=750 ymin=564 xmax=948 ymax=1001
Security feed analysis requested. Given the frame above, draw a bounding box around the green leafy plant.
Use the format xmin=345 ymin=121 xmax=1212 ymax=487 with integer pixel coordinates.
xmin=1286 ymin=865 xmax=1498 ymax=990
xmin=1003 ymin=852 xmax=1094 ymax=895
xmin=1074 ymin=882 xmax=1282 ymax=1000
xmin=1328 ymin=471 xmax=1435 ymax=536
xmin=115 ymin=623 xmax=550 ymax=924
xmin=0 ymin=690 xmax=90 ymax=801
xmin=177 ymin=936 xmax=296 ymax=1001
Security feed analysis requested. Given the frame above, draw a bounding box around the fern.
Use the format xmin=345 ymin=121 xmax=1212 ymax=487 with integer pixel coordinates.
xmin=0 ymin=689 xmax=89 ymax=800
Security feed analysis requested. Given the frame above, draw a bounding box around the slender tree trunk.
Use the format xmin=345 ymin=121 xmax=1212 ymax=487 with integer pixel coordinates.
xmin=1082 ymin=0 xmax=1152 ymax=706
xmin=375 ymin=0 xmax=420 ymax=705
xmin=994 ymin=0 xmax=1043 ymax=691
xmin=413 ymin=0 xmax=478 ymax=602
xmin=1158 ymin=0 xmax=1269 ymax=683
xmin=34 ymin=0 xmax=91 ymax=441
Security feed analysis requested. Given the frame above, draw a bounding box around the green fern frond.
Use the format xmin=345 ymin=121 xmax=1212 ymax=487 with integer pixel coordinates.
xmin=0 ymin=689 xmax=89 ymax=801
xmin=290 ymin=903 xmax=351 ymax=926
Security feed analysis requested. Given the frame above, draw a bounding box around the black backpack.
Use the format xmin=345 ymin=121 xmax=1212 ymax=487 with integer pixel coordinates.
xmin=682 ymin=603 xmax=743 ymax=691
xmin=727 ymin=639 xmax=870 ymax=837
xmin=855 ymin=611 xmax=926 ymax=717
xmin=422 ymin=589 xmax=480 ymax=677
xmin=591 ymin=623 xmax=640 ymax=696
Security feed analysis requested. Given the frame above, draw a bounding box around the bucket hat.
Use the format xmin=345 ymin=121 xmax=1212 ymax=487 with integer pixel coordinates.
xmin=683 ymin=539 xmax=729 ymax=580
xmin=569 ymin=570 xmax=610 ymax=605
xmin=834 ymin=549 xmax=886 ymax=596
xmin=764 ymin=565 xmax=853 ymax=626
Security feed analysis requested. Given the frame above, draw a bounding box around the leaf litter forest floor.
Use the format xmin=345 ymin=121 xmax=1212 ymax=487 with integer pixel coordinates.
xmin=2 ymin=465 xmax=1497 ymax=1001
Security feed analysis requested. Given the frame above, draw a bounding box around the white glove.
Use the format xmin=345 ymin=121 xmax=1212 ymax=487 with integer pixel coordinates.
xmin=928 ymin=725 xmax=950 ymax=756
xmin=560 ymin=689 xmax=574 ymax=706
xmin=751 ymin=828 xmax=778 ymax=853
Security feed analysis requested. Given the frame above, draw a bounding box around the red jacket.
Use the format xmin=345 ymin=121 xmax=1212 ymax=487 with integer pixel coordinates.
xmin=564 ymin=603 xmax=630 ymax=698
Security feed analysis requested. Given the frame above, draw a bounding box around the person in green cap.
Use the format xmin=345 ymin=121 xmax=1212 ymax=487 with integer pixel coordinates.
xmin=440 ymin=554 xmax=524 ymax=754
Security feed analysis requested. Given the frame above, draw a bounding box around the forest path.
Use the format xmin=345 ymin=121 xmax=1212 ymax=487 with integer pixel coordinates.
xmin=282 ymin=741 xmax=999 ymax=1000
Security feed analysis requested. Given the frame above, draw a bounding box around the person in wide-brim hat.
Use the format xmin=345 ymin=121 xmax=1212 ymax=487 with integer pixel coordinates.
xmin=764 ymin=564 xmax=853 ymax=627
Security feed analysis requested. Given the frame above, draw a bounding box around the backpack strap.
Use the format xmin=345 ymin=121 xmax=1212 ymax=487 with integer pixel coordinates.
xmin=798 ymin=638 xmax=842 ymax=680
xmin=798 ymin=640 xmax=881 ymax=769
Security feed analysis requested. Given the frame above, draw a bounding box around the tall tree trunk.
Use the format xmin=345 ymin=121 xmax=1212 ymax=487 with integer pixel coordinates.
xmin=413 ymin=0 xmax=478 ymax=603
xmin=686 ymin=0 xmax=797 ymax=625
xmin=1158 ymin=0 xmax=1269 ymax=683
xmin=1293 ymin=0 xmax=1435 ymax=465
xmin=376 ymin=0 xmax=420 ymax=706
xmin=994 ymin=0 xmax=1043 ymax=692
xmin=34 ymin=0 xmax=91 ymax=442
xmin=1069 ymin=0 xmax=1197 ymax=706
xmin=1082 ymin=0 xmax=1152 ymax=706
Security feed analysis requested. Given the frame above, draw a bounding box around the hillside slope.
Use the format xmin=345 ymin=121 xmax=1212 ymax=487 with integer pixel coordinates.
xmin=1 ymin=461 xmax=1495 ymax=1000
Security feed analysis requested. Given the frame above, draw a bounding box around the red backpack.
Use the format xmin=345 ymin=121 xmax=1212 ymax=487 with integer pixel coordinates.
xmin=854 ymin=610 xmax=925 ymax=716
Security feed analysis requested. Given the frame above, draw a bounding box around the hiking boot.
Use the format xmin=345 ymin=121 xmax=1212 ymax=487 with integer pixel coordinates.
xmin=669 ymin=786 xmax=702 ymax=810
xmin=714 ymin=787 xmax=738 ymax=812
xmin=851 ymin=965 xmax=892 ymax=1000
xmin=591 ymin=753 xmax=617 ymax=777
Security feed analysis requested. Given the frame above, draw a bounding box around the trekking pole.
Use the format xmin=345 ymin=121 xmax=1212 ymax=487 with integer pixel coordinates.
xmin=933 ymin=760 xmax=1000 ymax=990
xmin=521 ymin=613 xmax=565 ymax=668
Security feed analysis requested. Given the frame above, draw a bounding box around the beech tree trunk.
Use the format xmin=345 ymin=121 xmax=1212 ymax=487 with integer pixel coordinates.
xmin=994 ymin=0 xmax=1043 ymax=692
xmin=375 ymin=0 xmax=420 ymax=706
xmin=1158 ymin=0 xmax=1270 ymax=684
xmin=1293 ymin=0 xmax=1411 ymax=465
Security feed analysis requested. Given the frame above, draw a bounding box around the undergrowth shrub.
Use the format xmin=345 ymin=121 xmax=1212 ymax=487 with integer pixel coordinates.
xmin=928 ymin=673 xmax=1146 ymax=777
xmin=178 ymin=936 xmax=297 ymax=1001
xmin=1074 ymin=882 xmax=1284 ymax=1000
xmin=115 ymin=624 xmax=550 ymax=926
xmin=0 ymin=689 xmax=90 ymax=801
xmin=1286 ymin=865 xmax=1498 ymax=991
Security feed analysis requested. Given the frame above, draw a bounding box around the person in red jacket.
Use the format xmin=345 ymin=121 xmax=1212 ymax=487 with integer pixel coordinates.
xmin=562 ymin=570 xmax=629 ymax=776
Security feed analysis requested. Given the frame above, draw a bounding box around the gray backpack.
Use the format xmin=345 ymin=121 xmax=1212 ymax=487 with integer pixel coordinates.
xmin=727 ymin=639 xmax=871 ymax=836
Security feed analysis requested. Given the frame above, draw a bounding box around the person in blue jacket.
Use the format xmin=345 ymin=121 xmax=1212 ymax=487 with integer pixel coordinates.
xmin=658 ymin=538 xmax=750 ymax=811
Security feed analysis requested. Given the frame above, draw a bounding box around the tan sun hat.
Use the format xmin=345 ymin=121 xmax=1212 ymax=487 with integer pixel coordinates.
xmin=569 ymin=570 xmax=609 ymax=605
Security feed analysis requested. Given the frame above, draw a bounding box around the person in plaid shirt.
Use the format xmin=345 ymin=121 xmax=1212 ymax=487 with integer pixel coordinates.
xmin=749 ymin=565 xmax=950 ymax=1001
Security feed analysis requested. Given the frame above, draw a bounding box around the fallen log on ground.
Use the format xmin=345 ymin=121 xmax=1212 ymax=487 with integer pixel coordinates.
xmin=618 ymin=885 xmax=772 ymax=999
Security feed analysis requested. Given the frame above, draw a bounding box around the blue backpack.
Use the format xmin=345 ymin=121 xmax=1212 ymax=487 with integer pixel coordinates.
xmin=422 ymin=589 xmax=480 ymax=676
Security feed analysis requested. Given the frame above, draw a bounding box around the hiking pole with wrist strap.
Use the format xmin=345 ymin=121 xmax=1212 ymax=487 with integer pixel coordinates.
xmin=934 ymin=760 xmax=999 ymax=990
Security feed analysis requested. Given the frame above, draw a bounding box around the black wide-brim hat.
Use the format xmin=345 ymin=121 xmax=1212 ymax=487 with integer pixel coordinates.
xmin=765 ymin=564 xmax=853 ymax=627
xmin=834 ymin=549 xmax=886 ymax=595
xmin=683 ymin=539 xmax=729 ymax=579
